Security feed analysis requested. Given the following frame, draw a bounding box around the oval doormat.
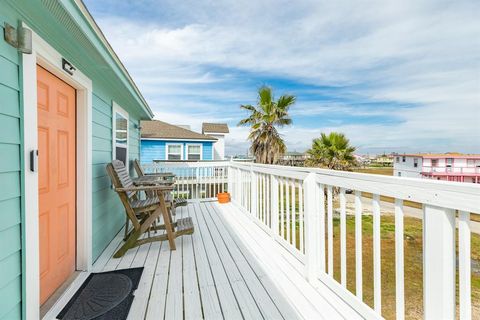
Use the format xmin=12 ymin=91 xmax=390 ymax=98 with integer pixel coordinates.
xmin=57 ymin=267 xmax=144 ymax=320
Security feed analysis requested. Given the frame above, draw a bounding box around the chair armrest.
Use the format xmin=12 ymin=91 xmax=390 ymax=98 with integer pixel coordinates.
xmin=115 ymin=185 xmax=174 ymax=192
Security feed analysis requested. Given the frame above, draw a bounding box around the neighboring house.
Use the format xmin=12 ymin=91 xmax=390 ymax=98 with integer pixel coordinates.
xmin=0 ymin=1 xmax=153 ymax=319
xmin=202 ymin=123 xmax=229 ymax=160
xmin=394 ymin=153 xmax=480 ymax=183
xmin=279 ymin=151 xmax=309 ymax=167
xmin=140 ymin=120 xmax=217 ymax=163
xmin=373 ymin=154 xmax=394 ymax=166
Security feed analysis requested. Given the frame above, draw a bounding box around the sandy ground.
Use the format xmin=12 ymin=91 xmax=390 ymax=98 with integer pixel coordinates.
xmin=342 ymin=194 xmax=480 ymax=234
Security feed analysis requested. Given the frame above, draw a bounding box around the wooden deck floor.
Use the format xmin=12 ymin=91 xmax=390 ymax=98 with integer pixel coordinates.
xmin=44 ymin=201 xmax=300 ymax=320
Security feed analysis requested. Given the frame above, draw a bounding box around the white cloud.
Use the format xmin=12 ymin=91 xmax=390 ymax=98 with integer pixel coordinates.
xmin=88 ymin=0 xmax=480 ymax=154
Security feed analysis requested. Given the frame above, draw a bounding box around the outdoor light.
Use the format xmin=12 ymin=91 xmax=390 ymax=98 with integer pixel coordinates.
xmin=62 ymin=58 xmax=76 ymax=75
xmin=3 ymin=23 xmax=32 ymax=54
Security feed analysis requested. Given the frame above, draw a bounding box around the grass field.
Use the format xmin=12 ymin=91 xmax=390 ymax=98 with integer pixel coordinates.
xmin=354 ymin=167 xmax=394 ymax=176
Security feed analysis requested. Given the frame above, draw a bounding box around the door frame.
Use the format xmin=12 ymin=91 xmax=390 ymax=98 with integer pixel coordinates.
xmin=22 ymin=24 xmax=93 ymax=319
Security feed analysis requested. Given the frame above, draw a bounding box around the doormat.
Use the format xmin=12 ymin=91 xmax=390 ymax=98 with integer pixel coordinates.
xmin=57 ymin=267 xmax=144 ymax=320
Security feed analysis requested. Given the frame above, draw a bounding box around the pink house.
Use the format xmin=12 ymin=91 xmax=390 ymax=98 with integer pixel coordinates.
xmin=393 ymin=153 xmax=480 ymax=183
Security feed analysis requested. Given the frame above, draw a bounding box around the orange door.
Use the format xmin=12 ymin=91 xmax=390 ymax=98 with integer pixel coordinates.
xmin=37 ymin=65 xmax=76 ymax=305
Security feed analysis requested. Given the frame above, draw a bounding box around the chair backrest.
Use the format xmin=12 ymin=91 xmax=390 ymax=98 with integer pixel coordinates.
xmin=133 ymin=159 xmax=145 ymax=177
xmin=106 ymin=160 xmax=135 ymax=199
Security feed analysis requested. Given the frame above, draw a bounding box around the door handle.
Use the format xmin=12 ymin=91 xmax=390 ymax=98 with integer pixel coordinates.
xmin=30 ymin=150 xmax=38 ymax=172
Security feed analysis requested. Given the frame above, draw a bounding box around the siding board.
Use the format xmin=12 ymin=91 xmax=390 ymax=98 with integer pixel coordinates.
xmin=0 ymin=55 xmax=18 ymax=90
xmin=0 ymin=144 xmax=20 ymax=173
xmin=0 ymin=251 xmax=21 ymax=288
xmin=0 ymin=114 xmax=20 ymax=144
xmin=0 ymin=84 xmax=20 ymax=118
xmin=0 ymin=172 xmax=20 ymax=202
xmin=0 ymin=197 xmax=21 ymax=232
xmin=0 ymin=225 xmax=21 ymax=261
xmin=0 ymin=276 xmax=21 ymax=319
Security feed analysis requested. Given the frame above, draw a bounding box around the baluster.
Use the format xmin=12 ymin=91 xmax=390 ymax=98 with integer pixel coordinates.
xmin=271 ymin=175 xmax=279 ymax=237
xmin=299 ymin=182 xmax=304 ymax=253
xmin=355 ymin=191 xmax=363 ymax=299
xmin=372 ymin=194 xmax=381 ymax=314
xmin=459 ymin=210 xmax=471 ymax=320
xmin=266 ymin=174 xmax=271 ymax=227
xmin=395 ymin=199 xmax=405 ymax=320
xmin=292 ymin=180 xmax=296 ymax=249
xmin=251 ymin=169 xmax=257 ymax=218
xmin=286 ymin=179 xmax=291 ymax=243
xmin=340 ymin=188 xmax=347 ymax=287
xmin=280 ymin=179 xmax=285 ymax=239
xmin=327 ymin=185 xmax=333 ymax=276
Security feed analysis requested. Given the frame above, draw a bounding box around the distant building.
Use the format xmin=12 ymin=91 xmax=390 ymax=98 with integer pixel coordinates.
xmin=279 ymin=151 xmax=309 ymax=167
xmin=393 ymin=153 xmax=480 ymax=183
xmin=202 ymin=123 xmax=230 ymax=160
xmin=372 ymin=154 xmax=394 ymax=166
xmin=140 ymin=120 xmax=217 ymax=162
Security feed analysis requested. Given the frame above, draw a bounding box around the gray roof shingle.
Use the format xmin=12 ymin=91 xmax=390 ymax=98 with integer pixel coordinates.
xmin=202 ymin=123 xmax=229 ymax=134
xmin=141 ymin=120 xmax=217 ymax=140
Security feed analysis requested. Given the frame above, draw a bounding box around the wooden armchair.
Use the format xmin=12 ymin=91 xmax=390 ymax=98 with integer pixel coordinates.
xmin=106 ymin=160 xmax=194 ymax=258
xmin=133 ymin=159 xmax=188 ymax=210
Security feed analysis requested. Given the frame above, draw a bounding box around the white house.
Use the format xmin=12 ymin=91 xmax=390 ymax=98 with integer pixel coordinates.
xmin=202 ymin=123 xmax=229 ymax=160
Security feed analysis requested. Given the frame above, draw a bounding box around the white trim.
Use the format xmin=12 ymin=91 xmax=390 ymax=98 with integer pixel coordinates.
xmin=112 ymin=102 xmax=129 ymax=170
xmin=141 ymin=137 xmax=217 ymax=142
xmin=22 ymin=24 xmax=93 ymax=320
xmin=166 ymin=143 xmax=184 ymax=160
xmin=186 ymin=143 xmax=203 ymax=161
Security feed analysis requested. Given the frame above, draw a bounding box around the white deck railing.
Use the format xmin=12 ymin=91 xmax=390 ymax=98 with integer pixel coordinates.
xmin=142 ymin=161 xmax=229 ymax=200
xmin=144 ymin=160 xmax=479 ymax=319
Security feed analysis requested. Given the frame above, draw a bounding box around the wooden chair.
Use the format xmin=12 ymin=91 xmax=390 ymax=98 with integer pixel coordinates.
xmin=133 ymin=159 xmax=188 ymax=211
xmin=106 ymin=160 xmax=194 ymax=258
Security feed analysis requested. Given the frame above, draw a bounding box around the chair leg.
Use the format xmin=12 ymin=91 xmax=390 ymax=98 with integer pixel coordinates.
xmin=115 ymin=227 xmax=142 ymax=258
xmin=124 ymin=214 xmax=129 ymax=241
xmin=158 ymin=192 xmax=176 ymax=250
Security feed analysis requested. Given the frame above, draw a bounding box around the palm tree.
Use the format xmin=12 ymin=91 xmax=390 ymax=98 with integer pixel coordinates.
xmin=238 ymin=86 xmax=295 ymax=164
xmin=306 ymin=132 xmax=357 ymax=170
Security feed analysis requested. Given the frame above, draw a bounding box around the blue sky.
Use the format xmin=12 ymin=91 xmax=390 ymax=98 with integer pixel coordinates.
xmin=84 ymin=0 xmax=479 ymax=155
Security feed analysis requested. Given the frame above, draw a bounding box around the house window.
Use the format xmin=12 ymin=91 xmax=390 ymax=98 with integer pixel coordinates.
xmin=167 ymin=144 xmax=182 ymax=160
xmin=446 ymin=158 xmax=453 ymax=167
xmin=187 ymin=144 xmax=202 ymax=160
xmin=398 ymin=172 xmax=401 ymax=177
xmin=467 ymin=159 xmax=474 ymax=167
xmin=402 ymin=156 xmax=406 ymax=162
xmin=414 ymin=158 xmax=418 ymax=167
xmin=431 ymin=159 xmax=438 ymax=167
xmin=396 ymin=157 xmax=399 ymax=163
xmin=113 ymin=103 xmax=128 ymax=167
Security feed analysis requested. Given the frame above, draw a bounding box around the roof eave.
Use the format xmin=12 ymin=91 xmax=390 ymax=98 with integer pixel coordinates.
xmin=73 ymin=0 xmax=154 ymax=119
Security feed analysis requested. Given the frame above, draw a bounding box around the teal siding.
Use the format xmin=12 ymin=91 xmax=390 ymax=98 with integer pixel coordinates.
xmin=0 ymin=1 xmax=151 ymax=318
xmin=0 ymin=8 xmax=22 ymax=319
xmin=91 ymin=93 xmax=142 ymax=260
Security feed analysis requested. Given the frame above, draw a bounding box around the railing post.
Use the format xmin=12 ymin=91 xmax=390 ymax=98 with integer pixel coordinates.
xmin=270 ymin=175 xmax=279 ymax=237
xmin=304 ymin=172 xmax=320 ymax=286
xmin=423 ymin=205 xmax=456 ymax=319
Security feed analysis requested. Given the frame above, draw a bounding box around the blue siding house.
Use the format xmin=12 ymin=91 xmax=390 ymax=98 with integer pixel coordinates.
xmin=140 ymin=120 xmax=217 ymax=163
